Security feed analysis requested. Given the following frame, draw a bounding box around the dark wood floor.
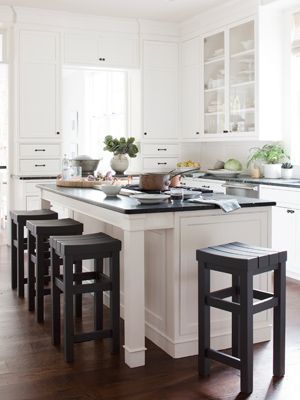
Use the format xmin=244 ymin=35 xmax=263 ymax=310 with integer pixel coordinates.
xmin=1 ymin=238 xmax=300 ymax=400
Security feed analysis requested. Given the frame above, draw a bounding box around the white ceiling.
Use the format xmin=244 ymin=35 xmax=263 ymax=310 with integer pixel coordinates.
xmin=0 ymin=0 xmax=227 ymax=22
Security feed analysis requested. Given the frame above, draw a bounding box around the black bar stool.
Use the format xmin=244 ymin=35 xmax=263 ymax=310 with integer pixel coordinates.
xmin=26 ymin=218 xmax=84 ymax=323
xmin=50 ymin=232 xmax=121 ymax=363
xmin=10 ymin=209 xmax=58 ymax=297
xmin=196 ymin=242 xmax=287 ymax=394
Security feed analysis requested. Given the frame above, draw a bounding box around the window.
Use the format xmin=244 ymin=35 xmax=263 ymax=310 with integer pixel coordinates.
xmin=62 ymin=69 xmax=128 ymax=173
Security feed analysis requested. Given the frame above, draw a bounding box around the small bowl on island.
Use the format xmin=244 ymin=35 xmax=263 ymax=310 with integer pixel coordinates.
xmin=100 ymin=184 xmax=122 ymax=197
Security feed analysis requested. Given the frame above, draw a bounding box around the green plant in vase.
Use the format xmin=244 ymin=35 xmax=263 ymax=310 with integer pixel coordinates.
xmin=247 ymin=143 xmax=289 ymax=179
xmin=103 ymin=135 xmax=139 ymax=174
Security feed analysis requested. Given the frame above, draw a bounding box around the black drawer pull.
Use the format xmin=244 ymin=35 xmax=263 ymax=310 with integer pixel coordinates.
xmin=157 ymin=162 xmax=167 ymax=165
xmin=157 ymin=148 xmax=167 ymax=151
xmin=223 ymin=130 xmax=229 ymax=133
xmin=287 ymin=209 xmax=295 ymax=214
xmin=34 ymin=149 xmax=46 ymax=152
xmin=35 ymin=164 xmax=46 ymax=167
xmin=99 ymin=58 xmax=106 ymax=61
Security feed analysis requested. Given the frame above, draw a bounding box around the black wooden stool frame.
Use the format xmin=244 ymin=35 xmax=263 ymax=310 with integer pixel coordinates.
xmin=26 ymin=219 xmax=83 ymax=323
xmin=197 ymin=242 xmax=287 ymax=394
xmin=50 ymin=235 xmax=121 ymax=363
xmin=10 ymin=210 xmax=58 ymax=298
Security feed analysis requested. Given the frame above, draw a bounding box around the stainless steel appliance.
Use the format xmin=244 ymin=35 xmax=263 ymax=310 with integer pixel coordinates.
xmin=223 ymin=182 xmax=260 ymax=198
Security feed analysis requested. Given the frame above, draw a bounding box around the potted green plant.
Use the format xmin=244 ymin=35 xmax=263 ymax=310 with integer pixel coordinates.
xmin=103 ymin=135 xmax=139 ymax=174
xmin=247 ymin=143 xmax=289 ymax=179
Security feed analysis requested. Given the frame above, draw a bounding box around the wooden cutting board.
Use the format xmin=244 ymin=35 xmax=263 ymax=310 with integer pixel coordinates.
xmin=56 ymin=179 xmax=102 ymax=188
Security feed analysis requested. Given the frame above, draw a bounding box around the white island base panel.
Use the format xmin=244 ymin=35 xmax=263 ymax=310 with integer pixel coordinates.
xmin=41 ymin=188 xmax=272 ymax=366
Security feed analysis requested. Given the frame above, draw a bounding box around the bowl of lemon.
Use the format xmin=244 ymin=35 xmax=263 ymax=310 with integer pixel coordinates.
xmin=176 ymin=160 xmax=201 ymax=173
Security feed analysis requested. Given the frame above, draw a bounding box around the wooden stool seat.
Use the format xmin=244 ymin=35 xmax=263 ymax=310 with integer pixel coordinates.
xmin=10 ymin=209 xmax=58 ymax=297
xmin=26 ymin=218 xmax=83 ymax=323
xmin=196 ymin=242 xmax=287 ymax=395
xmin=50 ymin=232 xmax=121 ymax=363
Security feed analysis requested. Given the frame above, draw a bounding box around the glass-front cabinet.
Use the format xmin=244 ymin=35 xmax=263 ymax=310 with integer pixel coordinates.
xmin=203 ymin=19 xmax=256 ymax=139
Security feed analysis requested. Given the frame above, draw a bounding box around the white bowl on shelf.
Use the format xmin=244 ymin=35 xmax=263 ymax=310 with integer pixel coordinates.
xmin=241 ymin=40 xmax=254 ymax=50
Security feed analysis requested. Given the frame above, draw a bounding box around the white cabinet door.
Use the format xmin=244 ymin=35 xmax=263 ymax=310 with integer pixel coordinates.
xmin=100 ymin=36 xmax=139 ymax=68
xmin=272 ymin=206 xmax=296 ymax=276
xmin=64 ymin=33 xmax=139 ymax=68
xmin=18 ymin=30 xmax=60 ymax=139
xmin=143 ymin=41 xmax=178 ymax=141
xmin=64 ymin=33 xmax=99 ymax=65
xmin=181 ymin=66 xmax=201 ymax=139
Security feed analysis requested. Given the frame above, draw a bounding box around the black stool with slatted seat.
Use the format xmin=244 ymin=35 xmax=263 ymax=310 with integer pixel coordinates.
xmin=196 ymin=242 xmax=287 ymax=394
xmin=50 ymin=232 xmax=121 ymax=363
xmin=10 ymin=209 xmax=58 ymax=297
xmin=26 ymin=218 xmax=84 ymax=323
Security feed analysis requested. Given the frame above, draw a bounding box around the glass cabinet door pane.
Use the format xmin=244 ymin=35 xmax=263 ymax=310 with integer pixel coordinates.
xmin=204 ymin=31 xmax=225 ymax=134
xmin=229 ymin=21 xmax=255 ymax=134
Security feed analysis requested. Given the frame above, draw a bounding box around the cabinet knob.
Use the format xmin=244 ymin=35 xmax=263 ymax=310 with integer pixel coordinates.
xmin=223 ymin=130 xmax=229 ymax=133
xmin=99 ymin=58 xmax=106 ymax=61
xmin=144 ymin=132 xmax=147 ymax=136
xmin=287 ymin=209 xmax=295 ymax=214
xmin=56 ymin=132 xmax=60 ymax=135
xmin=196 ymin=132 xmax=200 ymax=135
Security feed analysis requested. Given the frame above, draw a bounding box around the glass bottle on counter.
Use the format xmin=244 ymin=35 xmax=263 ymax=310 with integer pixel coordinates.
xmin=62 ymin=154 xmax=70 ymax=179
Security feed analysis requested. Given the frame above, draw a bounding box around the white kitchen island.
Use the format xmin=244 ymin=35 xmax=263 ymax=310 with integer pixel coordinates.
xmin=39 ymin=184 xmax=275 ymax=368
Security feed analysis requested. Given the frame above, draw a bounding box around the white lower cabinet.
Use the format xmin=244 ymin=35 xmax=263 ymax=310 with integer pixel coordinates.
xmin=260 ymin=185 xmax=300 ymax=280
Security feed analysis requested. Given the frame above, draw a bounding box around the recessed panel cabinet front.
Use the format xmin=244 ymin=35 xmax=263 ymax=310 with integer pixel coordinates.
xmin=143 ymin=41 xmax=178 ymax=141
xmin=18 ymin=30 xmax=60 ymax=139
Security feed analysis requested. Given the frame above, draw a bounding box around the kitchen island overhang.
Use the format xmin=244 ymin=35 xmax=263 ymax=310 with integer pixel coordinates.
xmin=38 ymin=184 xmax=276 ymax=368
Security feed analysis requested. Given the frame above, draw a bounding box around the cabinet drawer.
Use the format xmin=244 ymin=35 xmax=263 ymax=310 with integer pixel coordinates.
xmin=19 ymin=144 xmax=60 ymax=158
xmin=19 ymin=159 xmax=60 ymax=174
xmin=142 ymin=157 xmax=179 ymax=171
xmin=142 ymin=144 xmax=180 ymax=157
xmin=260 ymin=185 xmax=300 ymax=207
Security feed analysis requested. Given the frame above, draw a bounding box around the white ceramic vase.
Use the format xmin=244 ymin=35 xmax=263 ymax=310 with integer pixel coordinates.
xmin=110 ymin=154 xmax=129 ymax=175
xmin=263 ymin=163 xmax=282 ymax=179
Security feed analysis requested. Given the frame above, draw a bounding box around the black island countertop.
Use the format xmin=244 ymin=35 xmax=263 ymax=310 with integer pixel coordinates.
xmin=38 ymin=184 xmax=276 ymax=215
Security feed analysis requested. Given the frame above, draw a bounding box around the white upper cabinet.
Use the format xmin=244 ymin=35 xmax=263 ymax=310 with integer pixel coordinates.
xmin=202 ymin=20 xmax=256 ymax=140
xmin=18 ymin=30 xmax=60 ymax=139
xmin=142 ymin=40 xmax=178 ymax=141
xmin=64 ymin=32 xmax=139 ymax=68
xmin=181 ymin=37 xmax=202 ymax=139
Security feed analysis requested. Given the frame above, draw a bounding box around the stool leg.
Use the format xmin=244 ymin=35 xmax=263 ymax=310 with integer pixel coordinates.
xmin=273 ymin=262 xmax=286 ymax=377
xmin=17 ymin=223 xmax=25 ymax=297
xmin=51 ymin=248 xmax=61 ymax=346
xmin=28 ymin=232 xmax=35 ymax=311
xmin=36 ymin=236 xmax=46 ymax=323
xmin=11 ymin=219 xmax=17 ymax=290
xmin=74 ymin=260 xmax=82 ymax=319
xmin=110 ymin=252 xmax=120 ymax=354
xmin=232 ymin=274 xmax=240 ymax=358
xmin=64 ymin=256 xmax=74 ymax=363
xmin=198 ymin=261 xmax=210 ymax=377
xmin=240 ymin=272 xmax=253 ymax=394
xmin=94 ymin=258 xmax=103 ymax=331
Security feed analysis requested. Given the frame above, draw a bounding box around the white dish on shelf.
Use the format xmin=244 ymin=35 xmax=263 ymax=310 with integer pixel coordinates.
xmin=130 ymin=194 xmax=170 ymax=204
xmin=207 ymin=169 xmax=242 ymax=178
